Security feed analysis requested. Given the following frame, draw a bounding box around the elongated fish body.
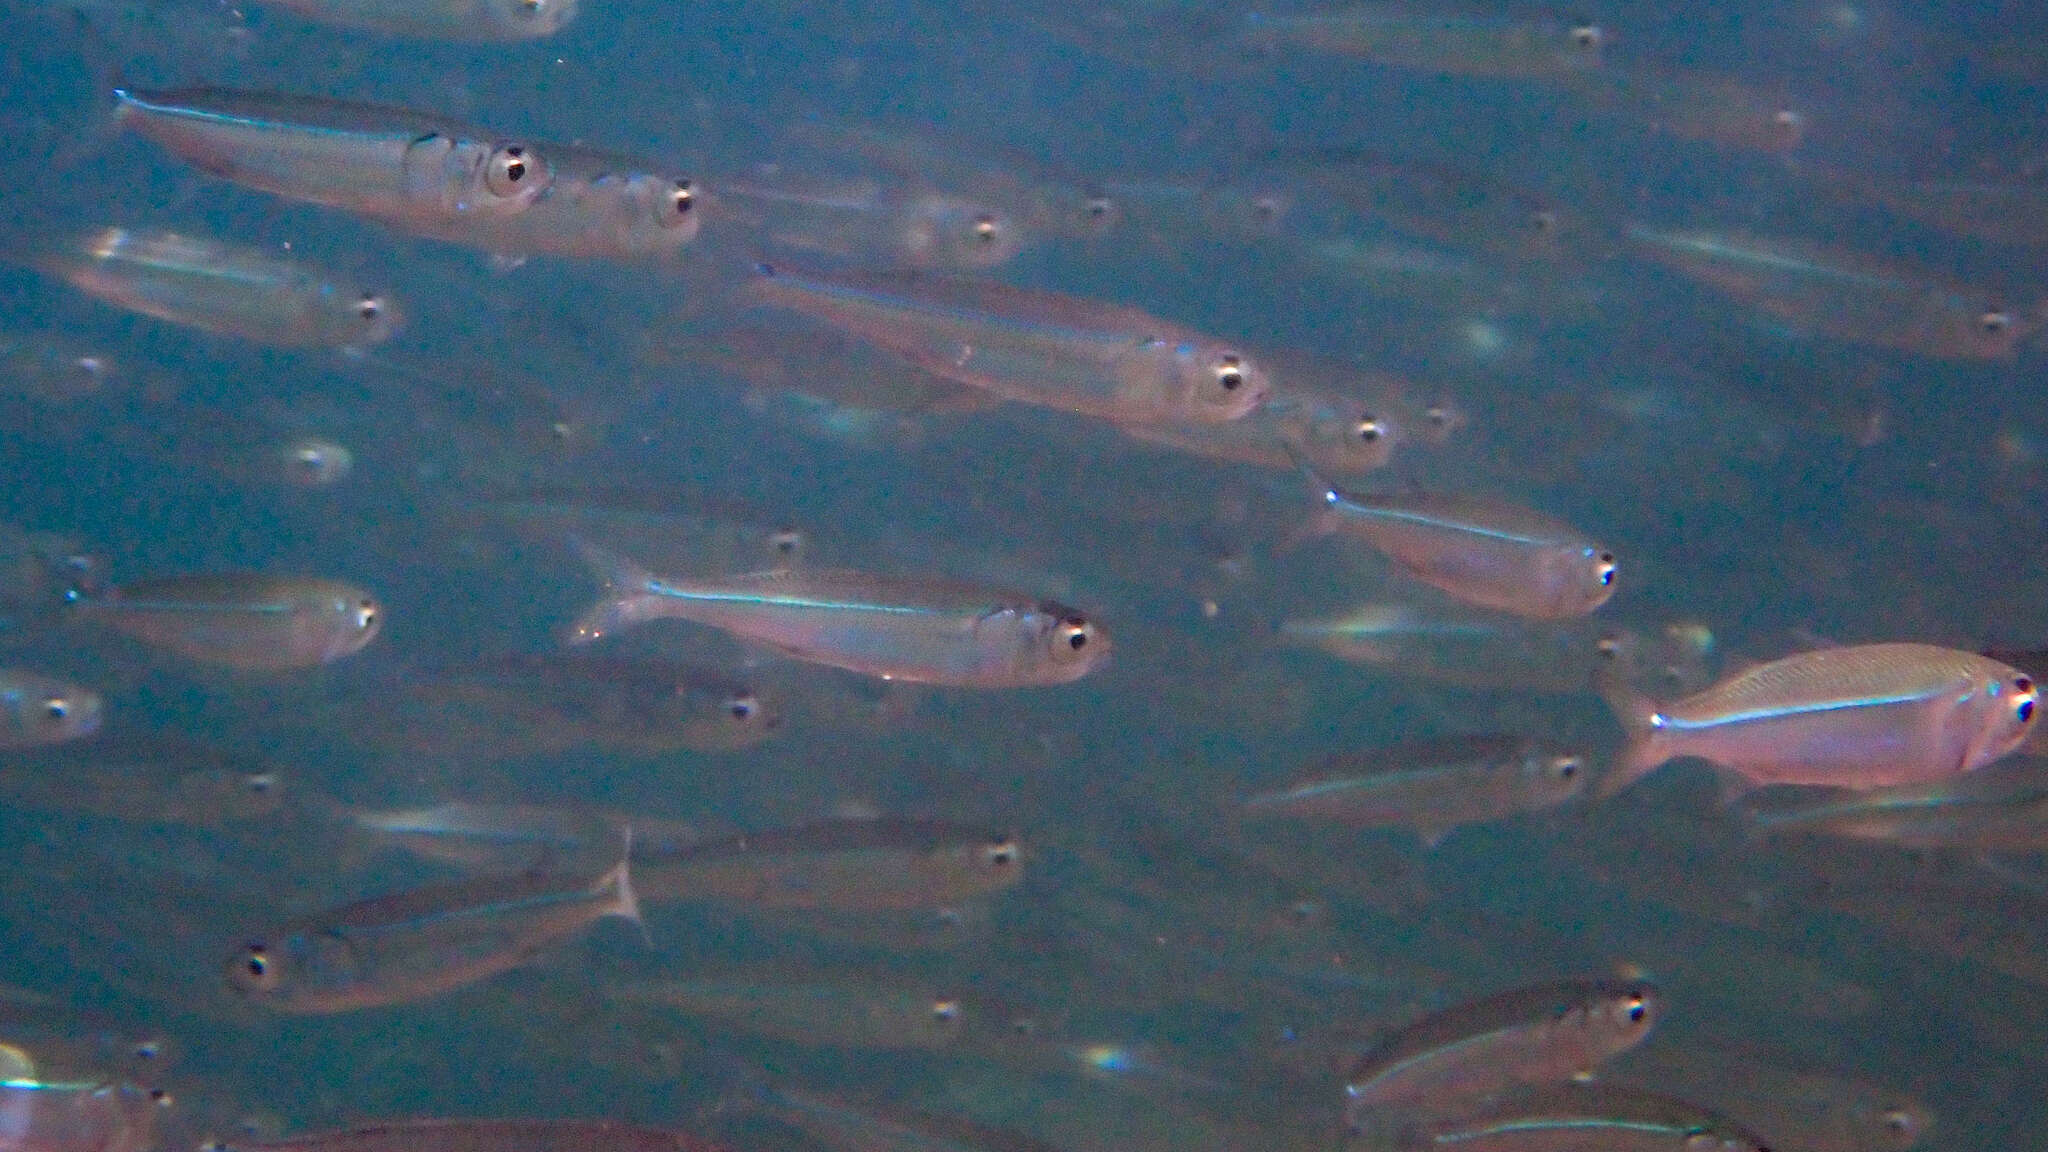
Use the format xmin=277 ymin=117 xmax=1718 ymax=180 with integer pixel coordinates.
xmin=1345 ymin=979 xmax=1661 ymax=1132
xmin=44 ymin=227 xmax=399 ymax=348
xmin=1243 ymin=735 xmax=1585 ymax=844
xmin=1303 ymin=477 xmax=1616 ymax=618
xmin=0 ymin=1079 xmax=163 ymax=1152
xmin=1744 ymin=777 xmax=2048 ymax=850
xmin=1242 ymin=8 xmax=1605 ymax=79
xmin=114 ymin=89 xmax=698 ymax=260
xmin=0 ymin=670 xmax=101 ymax=748
xmin=712 ymin=172 xmax=1024 ymax=270
xmin=633 ymin=818 xmax=1022 ymax=911
xmin=257 ymin=0 xmax=576 ymax=41
xmin=568 ymin=540 xmax=1105 ymax=688
xmin=746 ymin=265 xmax=1268 ymax=426
xmin=1623 ymin=225 xmax=2032 ymax=360
xmin=1410 ymin=1085 xmax=1773 ymax=1152
xmin=606 ymin=977 xmax=970 ymax=1049
xmin=1600 ymin=643 xmax=2037 ymax=798
xmin=213 ymin=1119 xmax=709 ymax=1152
xmin=84 ymin=574 xmax=381 ymax=670
xmin=1122 ymin=385 xmax=1396 ymax=473
xmin=225 ymin=856 xmax=639 ymax=1012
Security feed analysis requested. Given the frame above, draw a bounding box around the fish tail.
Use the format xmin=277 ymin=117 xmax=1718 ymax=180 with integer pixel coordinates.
xmin=1591 ymin=661 xmax=1667 ymax=799
xmin=601 ymin=825 xmax=651 ymax=945
xmin=564 ymin=535 xmax=661 ymax=644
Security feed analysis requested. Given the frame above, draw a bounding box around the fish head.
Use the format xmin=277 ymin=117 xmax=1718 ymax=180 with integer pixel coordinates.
xmin=964 ymin=832 xmax=1025 ymax=887
xmin=316 ymin=587 xmax=384 ymax=661
xmin=28 ymin=683 xmax=102 ymax=744
xmin=329 ymin=288 xmax=402 ymax=349
xmin=1537 ymin=544 xmax=1618 ymax=617
xmin=897 ymin=194 xmax=1026 ymax=269
xmin=179 ymin=768 xmax=288 ymax=822
xmin=1520 ymin=745 xmax=1590 ymax=805
xmin=622 ymin=172 xmax=703 ymax=249
xmin=1282 ymin=390 xmax=1400 ymax=473
xmin=483 ymin=0 xmax=580 ymax=37
xmin=275 ymin=437 xmax=355 ymax=487
xmin=1862 ymin=1099 xmax=1933 ymax=1151
xmin=447 ymin=138 xmax=554 ymax=215
xmin=1930 ymin=296 xmax=2032 ymax=359
xmin=1169 ymin=344 xmax=1270 ymax=422
xmin=1959 ymin=666 xmax=2038 ymax=771
xmin=1033 ymin=603 xmax=1110 ymax=681
xmin=1580 ymin=979 xmax=1663 ymax=1050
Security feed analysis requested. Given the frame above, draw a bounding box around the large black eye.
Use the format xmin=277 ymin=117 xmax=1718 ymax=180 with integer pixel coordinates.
xmin=1356 ymin=415 xmax=1384 ymax=442
xmin=985 ymin=839 xmax=1019 ymax=867
xmin=1625 ymin=995 xmax=1647 ymax=1023
xmin=661 ymin=179 xmax=695 ymax=227
xmin=486 ymin=145 xmax=538 ymax=197
xmin=44 ymin=698 xmax=68 ymax=720
xmin=356 ymin=295 xmax=384 ymax=322
xmin=1216 ymin=355 xmax=1244 ymax=391
xmin=244 ymin=947 xmax=269 ymax=979
xmin=1981 ymin=310 xmax=2012 ymax=334
xmin=1570 ymin=21 xmax=1603 ymax=48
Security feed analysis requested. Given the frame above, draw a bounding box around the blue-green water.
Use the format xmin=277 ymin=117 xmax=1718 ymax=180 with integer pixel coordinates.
xmin=0 ymin=1 xmax=2044 ymax=1149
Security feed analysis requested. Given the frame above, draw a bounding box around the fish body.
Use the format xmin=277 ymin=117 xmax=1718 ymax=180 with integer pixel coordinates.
xmin=0 ymin=735 xmax=281 ymax=823
xmin=256 ymin=0 xmax=575 ymax=40
xmin=568 ymin=540 xmax=1105 ymax=688
xmin=42 ymin=226 xmax=398 ymax=348
xmin=115 ymin=88 xmax=697 ymax=260
xmin=0 ymin=1079 xmax=162 ymax=1152
xmin=712 ymin=171 xmax=1024 ymax=270
xmin=1121 ymin=385 xmax=1396 ymax=473
xmin=81 ymin=574 xmax=381 ymax=670
xmin=1345 ymin=979 xmax=1661 ymax=1132
xmin=1299 ymin=473 xmax=1616 ymax=619
xmin=1407 ymin=1084 xmax=1772 ymax=1152
xmin=418 ymin=652 xmax=781 ymax=753
xmin=1243 ymin=735 xmax=1585 ymax=844
xmin=226 ymin=854 xmax=639 ymax=1012
xmin=1242 ymin=7 xmax=1605 ymax=79
xmin=1624 ymin=224 xmax=2032 ymax=359
xmin=213 ymin=1120 xmax=709 ymax=1152
xmin=633 ymin=818 xmax=1021 ymax=911
xmin=0 ymin=671 xmax=101 ymax=748
xmin=606 ymin=977 xmax=970 ymax=1049
xmin=746 ymin=265 xmax=1268 ymax=426
xmin=1600 ymin=643 xmax=2037 ymax=797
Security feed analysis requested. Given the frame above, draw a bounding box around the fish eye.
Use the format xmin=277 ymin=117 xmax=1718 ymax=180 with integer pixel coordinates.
xmin=930 ymin=998 xmax=961 ymax=1023
xmin=133 ymin=1040 xmax=162 ymax=1061
xmin=1595 ymin=552 xmax=1617 ymax=586
xmin=1879 ymin=1110 xmax=1914 ymax=1136
xmin=1085 ymin=195 xmax=1114 ymax=220
xmin=1215 ymin=355 xmax=1245 ymax=392
xmin=661 ymin=179 xmax=695 ymax=227
xmin=245 ymin=773 xmax=277 ymax=795
xmin=1773 ymin=108 xmax=1804 ymax=129
xmin=972 ymin=214 xmax=1000 ymax=244
xmin=1529 ymin=209 xmax=1559 ymax=234
xmin=726 ymin=694 xmax=758 ymax=722
xmin=518 ymin=0 xmax=544 ymax=11
xmin=1552 ymin=757 xmax=1581 ymax=780
xmin=43 ymin=698 xmax=68 ymax=721
xmin=1053 ymin=616 xmax=1095 ymax=656
xmin=486 ymin=144 xmax=540 ymax=197
xmin=355 ymin=599 xmax=378 ymax=630
xmin=355 ymin=295 xmax=385 ymax=323
xmin=1427 ymin=402 xmax=1453 ymax=428
xmin=984 ymin=839 xmax=1020 ymax=867
xmin=769 ymin=528 xmax=803 ymax=556
xmin=1624 ymin=994 xmax=1648 ymax=1023
xmin=1980 ymin=310 xmax=2012 ymax=335
xmin=1355 ymin=415 xmax=1384 ymax=443
xmin=233 ymin=943 xmax=279 ymax=990
xmin=1570 ymin=21 xmax=1603 ymax=48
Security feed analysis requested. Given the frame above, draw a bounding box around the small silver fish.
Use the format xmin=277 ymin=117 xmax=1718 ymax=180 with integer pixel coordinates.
xmin=77 ymin=573 xmax=381 ymax=670
xmin=254 ymin=0 xmax=576 ymax=40
xmin=1599 ymin=643 xmax=2037 ymax=798
xmin=1243 ymin=735 xmax=1586 ymax=845
xmin=0 ymin=670 xmax=101 ymax=748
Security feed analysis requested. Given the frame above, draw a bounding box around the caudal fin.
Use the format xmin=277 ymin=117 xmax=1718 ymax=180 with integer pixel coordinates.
xmin=564 ymin=535 xmax=663 ymax=644
xmin=598 ymin=825 xmax=650 ymax=945
xmin=1591 ymin=659 xmax=1668 ymax=799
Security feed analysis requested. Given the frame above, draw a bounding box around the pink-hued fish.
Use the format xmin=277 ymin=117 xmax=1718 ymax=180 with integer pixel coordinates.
xmin=1598 ymin=643 xmax=2037 ymax=798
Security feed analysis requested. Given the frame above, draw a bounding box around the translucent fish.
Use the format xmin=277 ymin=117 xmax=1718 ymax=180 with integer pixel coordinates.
xmin=1624 ymin=224 xmax=2037 ymax=360
xmin=1344 ymin=979 xmax=1662 ymax=1134
xmin=1242 ymin=735 xmax=1586 ymax=845
xmin=567 ymin=539 xmax=1106 ymax=688
xmin=1584 ymin=67 xmax=1808 ymax=155
xmin=1405 ymin=1084 xmax=1772 ymax=1152
xmin=225 ymin=847 xmax=640 ymax=1013
xmin=0 ymin=1079 xmax=164 ymax=1152
xmin=1833 ymin=171 xmax=2048 ymax=247
xmin=0 ymin=329 xmax=125 ymax=404
xmin=209 ymin=1119 xmax=711 ymax=1152
xmin=346 ymin=800 xmax=700 ymax=871
xmin=1598 ymin=643 xmax=2038 ymax=798
xmin=1279 ymin=148 xmax=1579 ymax=263
xmin=1241 ymin=6 xmax=1606 ymax=80
xmin=1278 ymin=603 xmax=1712 ymax=697
xmin=1617 ymin=1034 xmax=1933 ymax=1152
xmin=38 ymin=226 xmax=399 ymax=349
xmin=1120 ymin=385 xmax=1398 ymax=474
xmin=710 ymin=169 xmax=1025 ymax=270
xmin=632 ymin=817 xmax=1022 ymax=911
xmin=76 ymin=573 xmax=381 ymax=670
xmin=410 ymin=652 xmax=782 ymax=754
xmin=1741 ymin=772 xmax=2048 ymax=850
xmin=253 ymin=0 xmax=575 ymax=40
xmin=1289 ymin=465 xmax=1617 ymax=619
xmin=0 ymin=734 xmax=284 ymax=824
xmin=114 ymin=88 xmax=698 ymax=261
xmin=0 ymin=670 xmax=101 ymax=748
xmin=605 ymin=976 xmax=974 ymax=1049
xmin=745 ymin=264 xmax=1269 ymax=427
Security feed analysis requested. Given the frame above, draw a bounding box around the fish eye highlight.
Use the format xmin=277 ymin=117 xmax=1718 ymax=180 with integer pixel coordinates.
xmin=1980 ymin=310 xmax=2012 ymax=334
xmin=661 ymin=179 xmax=695 ymax=226
xmin=486 ymin=145 xmax=539 ymax=197
xmin=1569 ymin=21 xmax=1603 ymax=48
xmin=985 ymin=839 xmax=1020 ymax=867
xmin=43 ymin=698 xmax=68 ymax=720
xmin=1356 ymin=415 xmax=1384 ymax=442
xmin=1216 ymin=355 xmax=1245 ymax=391
xmin=726 ymin=694 xmax=758 ymax=721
